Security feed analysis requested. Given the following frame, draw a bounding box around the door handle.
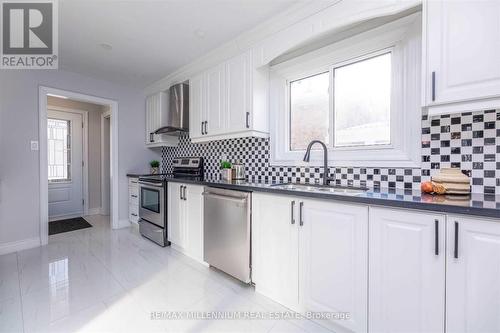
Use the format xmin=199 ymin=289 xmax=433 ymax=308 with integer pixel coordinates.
xmin=434 ymin=219 xmax=439 ymax=256
xmin=246 ymin=112 xmax=250 ymax=128
xmin=454 ymin=221 xmax=459 ymax=259
xmin=431 ymin=71 xmax=436 ymax=102
xmin=149 ymin=132 xmax=154 ymax=142
xmin=201 ymin=122 xmax=204 ymax=135
xmin=299 ymin=202 xmax=304 ymax=226
xmin=204 ymin=121 xmax=208 ymax=135
xmin=290 ymin=200 xmax=295 ymax=225
xmin=179 ymin=186 xmax=183 ymax=200
xmin=182 ymin=186 xmax=187 ymax=201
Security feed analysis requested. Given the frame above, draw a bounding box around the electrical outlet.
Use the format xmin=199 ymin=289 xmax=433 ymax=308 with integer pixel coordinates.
xmin=30 ymin=140 xmax=39 ymax=151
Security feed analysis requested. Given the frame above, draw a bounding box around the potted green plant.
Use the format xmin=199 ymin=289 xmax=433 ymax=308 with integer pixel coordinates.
xmin=221 ymin=160 xmax=232 ymax=181
xmin=150 ymin=160 xmax=160 ymax=175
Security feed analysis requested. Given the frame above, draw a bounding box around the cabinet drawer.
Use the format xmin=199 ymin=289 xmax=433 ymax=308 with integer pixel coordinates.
xmin=129 ymin=211 xmax=139 ymax=222
xmin=129 ymin=185 xmax=139 ymax=196
xmin=129 ymin=204 xmax=138 ymax=214
xmin=129 ymin=193 xmax=139 ymax=205
xmin=128 ymin=177 xmax=139 ymax=187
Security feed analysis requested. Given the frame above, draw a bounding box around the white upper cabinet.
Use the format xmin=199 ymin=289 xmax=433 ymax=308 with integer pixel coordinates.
xmin=446 ymin=216 xmax=500 ymax=333
xmin=423 ymin=0 xmax=500 ymax=115
xmin=189 ymin=73 xmax=205 ymax=140
xmin=145 ymin=92 xmax=178 ymax=147
xmin=369 ymin=207 xmax=445 ymax=333
xmin=188 ymin=51 xmax=269 ymax=142
xmin=205 ymin=64 xmax=226 ymax=136
xmin=226 ymin=51 xmax=251 ymax=132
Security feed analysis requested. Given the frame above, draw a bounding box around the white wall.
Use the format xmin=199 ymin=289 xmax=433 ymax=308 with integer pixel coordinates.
xmin=0 ymin=69 xmax=160 ymax=249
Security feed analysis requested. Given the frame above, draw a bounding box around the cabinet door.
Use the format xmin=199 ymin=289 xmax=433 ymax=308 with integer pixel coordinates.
xmin=189 ymin=74 xmax=205 ymax=139
xmin=226 ymin=52 xmax=251 ymax=133
xmin=369 ymin=207 xmax=445 ymax=333
xmin=205 ymin=64 xmax=226 ymax=136
xmin=446 ymin=216 xmax=500 ymax=333
xmin=425 ymin=1 xmax=500 ymax=107
xmin=252 ymin=193 xmax=299 ymax=310
xmin=145 ymin=95 xmax=155 ymax=144
xmin=184 ymin=185 xmax=204 ymax=261
xmin=167 ymin=182 xmax=185 ymax=247
xmin=299 ymin=200 xmax=368 ymax=333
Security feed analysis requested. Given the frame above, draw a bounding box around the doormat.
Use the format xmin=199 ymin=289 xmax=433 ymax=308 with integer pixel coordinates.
xmin=49 ymin=217 xmax=92 ymax=235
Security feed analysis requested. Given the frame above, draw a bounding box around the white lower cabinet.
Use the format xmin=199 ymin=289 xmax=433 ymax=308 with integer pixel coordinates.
xmin=299 ymin=199 xmax=368 ymax=333
xmin=369 ymin=207 xmax=446 ymax=333
xmin=252 ymin=193 xmax=368 ymax=333
xmin=446 ymin=216 xmax=500 ymax=333
xmin=168 ymin=182 xmax=185 ymax=247
xmin=167 ymin=182 xmax=204 ymax=262
xmin=128 ymin=177 xmax=140 ymax=223
xmin=252 ymin=193 xmax=299 ymax=309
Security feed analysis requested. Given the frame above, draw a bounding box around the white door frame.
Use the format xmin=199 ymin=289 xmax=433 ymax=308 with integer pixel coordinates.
xmin=100 ymin=110 xmax=111 ymax=215
xmin=47 ymin=106 xmax=89 ymax=220
xmin=39 ymin=86 xmax=119 ymax=245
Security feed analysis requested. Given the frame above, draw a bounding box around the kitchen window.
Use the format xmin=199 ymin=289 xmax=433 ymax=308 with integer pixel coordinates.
xmin=270 ymin=13 xmax=422 ymax=167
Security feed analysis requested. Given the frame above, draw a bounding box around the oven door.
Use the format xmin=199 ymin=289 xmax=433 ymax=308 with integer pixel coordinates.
xmin=138 ymin=181 xmax=165 ymax=228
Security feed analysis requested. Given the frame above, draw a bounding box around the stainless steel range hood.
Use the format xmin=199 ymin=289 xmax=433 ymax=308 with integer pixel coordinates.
xmin=154 ymin=83 xmax=189 ymax=134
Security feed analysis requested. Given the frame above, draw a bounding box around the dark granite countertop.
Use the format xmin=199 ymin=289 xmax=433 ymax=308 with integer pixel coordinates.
xmin=165 ymin=177 xmax=500 ymax=219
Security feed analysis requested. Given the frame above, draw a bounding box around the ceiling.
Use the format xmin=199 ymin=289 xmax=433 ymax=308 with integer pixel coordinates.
xmin=58 ymin=0 xmax=299 ymax=88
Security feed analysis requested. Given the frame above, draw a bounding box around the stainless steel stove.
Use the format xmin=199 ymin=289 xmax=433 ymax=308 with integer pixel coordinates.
xmin=137 ymin=157 xmax=203 ymax=246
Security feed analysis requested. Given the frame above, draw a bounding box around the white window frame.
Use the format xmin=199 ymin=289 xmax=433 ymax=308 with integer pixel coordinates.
xmin=270 ymin=13 xmax=422 ymax=168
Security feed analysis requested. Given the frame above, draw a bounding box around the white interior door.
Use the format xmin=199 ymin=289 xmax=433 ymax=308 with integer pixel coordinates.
xmin=48 ymin=110 xmax=84 ymax=220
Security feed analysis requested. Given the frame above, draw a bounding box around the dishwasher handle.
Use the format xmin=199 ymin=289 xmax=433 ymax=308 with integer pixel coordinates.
xmin=202 ymin=191 xmax=248 ymax=204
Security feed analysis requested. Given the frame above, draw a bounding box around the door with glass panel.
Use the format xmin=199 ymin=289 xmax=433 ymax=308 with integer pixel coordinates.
xmin=47 ymin=110 xmax=83 ymax=220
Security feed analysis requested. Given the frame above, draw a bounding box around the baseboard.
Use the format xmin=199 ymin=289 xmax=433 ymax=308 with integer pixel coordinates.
xmin=87 ymin=207 xmax=102 ymax=216
xmin=114 ymin=219 xmax=131 ymax=229
xmin=170 ymin=243 xmax=209 ymax=267
xmin=0 ymin=237 xmax=40 ymax=256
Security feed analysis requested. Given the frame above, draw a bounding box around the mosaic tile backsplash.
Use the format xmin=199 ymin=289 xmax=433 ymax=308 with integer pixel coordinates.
xmin=162 ymin=109 xmax=500 ymax=194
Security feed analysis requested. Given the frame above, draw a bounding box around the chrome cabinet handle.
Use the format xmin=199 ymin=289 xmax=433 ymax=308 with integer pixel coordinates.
xmin=434 ymin=219 xmax=439 ymax=256
xmin=454 ymin=221 xmax=459 ymax=259
xmin=179 ymin=186 xmax=183 ymax=200
xmin=204 ymin=121 xmax=208 ymax=135
xmin=149 ymin=133 xmax=154 ymax=142
xmin=246 ymin=112 xmax=250 ymax=128
xmin=299 ymin=202 xmax=304 ymax=226
xmin=182 ymin=186 xmax=187 ymax=201
xmin=131 ymin=213 xmax=137 ymax=217
xmin=201 ymin=122 xmax=204 ymax=135
xmin=291 ymin=200 xmax=295 ymax=225
xmin=131 ymin=195 xmax=138 ymax=198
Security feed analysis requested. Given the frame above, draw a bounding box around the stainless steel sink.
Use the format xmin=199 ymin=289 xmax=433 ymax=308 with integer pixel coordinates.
xmin=270 ymin=183 xmax=368 ymax=195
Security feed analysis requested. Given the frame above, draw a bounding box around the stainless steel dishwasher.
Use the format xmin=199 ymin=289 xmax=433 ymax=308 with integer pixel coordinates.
xmin=203 ymin=187 xmax=251 ymax=283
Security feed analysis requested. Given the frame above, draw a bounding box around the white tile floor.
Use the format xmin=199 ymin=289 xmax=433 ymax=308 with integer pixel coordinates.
xmin=0 ymin=215 xmax=332 ymax=333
